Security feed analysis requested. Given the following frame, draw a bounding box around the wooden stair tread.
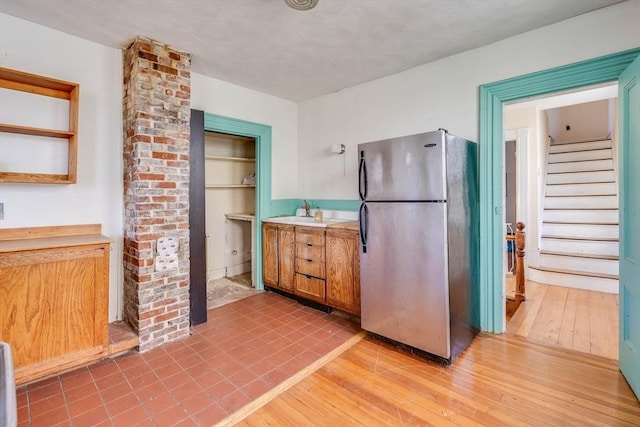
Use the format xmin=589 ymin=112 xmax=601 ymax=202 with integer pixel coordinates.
xmin=529 ymin=265 xmax=618 ymax=280
xmin=549 ymin=148 xmax=613 ymax=155
xmin=549 ymin=157 xmax=612 ymax=164
xmin=540 ymin=250 xmax=618 ymax=261
xmin=550 ymin=138 xmax=611 ymax=146
xmin=541 ymin=235 xmax=618 ymax=242
xmin=546 ymin=181 xmax=615 ymax=185
xmin=547 ymin=169 xmax=613 ymax=174
xmin=545 ymin=194 xmax=616 ymax=198
xmin=544 ymin=208 xmax=616 ymax=211
xmin=542 ymin=221 xmax=618 ymax=226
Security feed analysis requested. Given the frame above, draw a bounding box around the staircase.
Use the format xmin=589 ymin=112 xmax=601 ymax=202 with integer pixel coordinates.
xmin=530 ymin=137 xmax=619 ymax=293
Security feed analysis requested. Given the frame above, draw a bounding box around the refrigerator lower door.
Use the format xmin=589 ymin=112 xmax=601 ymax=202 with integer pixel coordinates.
xmin=360 ymin=202 xmax=450 ymax=359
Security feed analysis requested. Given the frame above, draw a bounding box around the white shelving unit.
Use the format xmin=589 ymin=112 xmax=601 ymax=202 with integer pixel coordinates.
xmin=205 ymin=184 xmax=255 ymax=189
xmin=204 ymin=132 xmax=256 ymax=284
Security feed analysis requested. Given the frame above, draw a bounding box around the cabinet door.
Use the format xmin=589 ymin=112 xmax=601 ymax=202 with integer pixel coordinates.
xmin=294 ymin=273 xmax=326 ymax=303
xmin=326 ymin=229 xmax=361 ymax=315
xmin=278 ymin=225 xmax=296 ymax=292
xmin=262 ymin=224 xmax=278 ymax=286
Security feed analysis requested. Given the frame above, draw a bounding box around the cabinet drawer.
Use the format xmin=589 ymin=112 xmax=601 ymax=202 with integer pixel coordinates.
xmin=296 ymin=243 xmax=325 ymax=261
xmin=295 ymin=228 xmax=325 ymax=247
xmin=295 ymin=257 xmax=325 ymax=279
xmin=294 ymin=273 xmax=325 ymax=303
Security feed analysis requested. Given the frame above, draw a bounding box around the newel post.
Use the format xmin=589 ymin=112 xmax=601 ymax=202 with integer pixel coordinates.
xmin=514 ymin=222 xmax=526 ymax=303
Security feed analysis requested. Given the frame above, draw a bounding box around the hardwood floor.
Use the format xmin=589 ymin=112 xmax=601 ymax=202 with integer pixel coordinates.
xmin=234 ymin=334 xmax=639 ymax=426
xmin=506 ymin=278 xmax=618 ymax=360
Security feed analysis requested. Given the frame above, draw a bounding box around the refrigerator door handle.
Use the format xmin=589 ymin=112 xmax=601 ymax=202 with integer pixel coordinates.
xmin=359 ymin=202 xmax=369 ymax=253
xmin=358 ymin=151 xmax=368 ymax=200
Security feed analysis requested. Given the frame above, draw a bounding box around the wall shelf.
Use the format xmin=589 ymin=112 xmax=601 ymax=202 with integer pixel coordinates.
xmin=206 ymin=184 xmax=256 ymax=189
xmin=205 ymin=155 xmax=255 ymax=163
xmin=0 ymin=123 xmax=76 ymax=139
xmin=0 ymin=66 xmax=79 ymax=184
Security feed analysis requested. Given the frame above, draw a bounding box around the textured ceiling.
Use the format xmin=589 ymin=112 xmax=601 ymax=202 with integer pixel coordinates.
xmin=0 ymin=0 xmax=625 ymax=101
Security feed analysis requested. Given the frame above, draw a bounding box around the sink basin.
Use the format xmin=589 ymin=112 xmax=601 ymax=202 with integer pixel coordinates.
xmin=262 ymin=216 xmax=351 ymax=228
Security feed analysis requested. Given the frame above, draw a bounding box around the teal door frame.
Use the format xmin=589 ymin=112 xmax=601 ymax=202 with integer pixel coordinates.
xmin=204 ymin=113 xmax=272 ymax=290
xmin=478 ymin=48 xmax=640 ymax=333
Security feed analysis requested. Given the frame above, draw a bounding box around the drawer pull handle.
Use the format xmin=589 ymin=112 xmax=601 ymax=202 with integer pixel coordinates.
xmin=307 ymin=259 xmax=312 ymax=263
xmin=306 ymin=242 xmax=313 ymax=247
xmin=306 ymin=275 xmax=313 ymax=279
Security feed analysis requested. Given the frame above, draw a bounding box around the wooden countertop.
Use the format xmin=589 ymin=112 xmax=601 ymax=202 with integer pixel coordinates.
xmin=0 ymin=224 xmax=110 ymax=253
xmin=326 ymin=220 xmax=359 ymax=231
xmin=0 ymin=234 xmax=111 ymax=253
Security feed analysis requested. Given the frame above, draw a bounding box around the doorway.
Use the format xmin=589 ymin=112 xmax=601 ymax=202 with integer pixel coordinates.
xmin=503 ymin=87 xmax=620 ymax=360
xmin=478 ymin=48 xmax=640 ymax=399
xmin=203 ymin=131 xmax=260 ymax=309
xmin=189 ymin=111 xmax=273 ymax=325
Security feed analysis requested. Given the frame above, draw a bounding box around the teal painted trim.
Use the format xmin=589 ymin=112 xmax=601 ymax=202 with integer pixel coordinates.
xmin=268 ymin=199 xmax=360 ymax=217
xmin=479 ymin=48 xmax=640 ymax=333
xmin=204 ymin=113 xmax=272 ymax=290
xmin=303 ymin=199 xmax=360 ymax=212
xmin=270 ymin=199 xmax=300 ymax=216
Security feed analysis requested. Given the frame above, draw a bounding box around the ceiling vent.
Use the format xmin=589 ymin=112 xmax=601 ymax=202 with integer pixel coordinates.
xmin=284 ymin=0 xmax=318 ymax=11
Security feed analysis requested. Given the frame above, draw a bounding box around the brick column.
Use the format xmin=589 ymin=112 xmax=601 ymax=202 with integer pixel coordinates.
xmin=122 ymin=37 xmax=191 ymax=351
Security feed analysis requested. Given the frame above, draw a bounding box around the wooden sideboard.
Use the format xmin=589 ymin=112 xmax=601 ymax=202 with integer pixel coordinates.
xmin=0 ymin=224 xmax=110 ymax=384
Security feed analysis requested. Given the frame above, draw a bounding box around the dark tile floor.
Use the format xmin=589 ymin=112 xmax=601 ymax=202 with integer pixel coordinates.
xmin=17 ymin=292 xmax=361 ymax=426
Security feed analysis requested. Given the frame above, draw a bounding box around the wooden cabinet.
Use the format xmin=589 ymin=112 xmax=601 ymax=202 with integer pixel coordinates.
xmin=326 ymin=228 xmax=361 ymax=315
xmin=0 ymin=224 xmax=110 ymax=384
xmin=294 ymin=274 xmax=326 ymax=302
xmin=262 ymin=222 xmax=295 ymax=292
xmin=263 ymin=222 xmax=361 ymax=314
xmin=262 ymin=223 xmax=278 ymax=286
xmin=294 ymin=227 xmax=326 ymax=303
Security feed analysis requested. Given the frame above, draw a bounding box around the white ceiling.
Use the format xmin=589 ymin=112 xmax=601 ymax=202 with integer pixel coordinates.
xmin=0 ymin=0 xmax=625 ymax=101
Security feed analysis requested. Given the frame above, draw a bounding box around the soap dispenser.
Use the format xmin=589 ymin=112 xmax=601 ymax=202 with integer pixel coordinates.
xmin=314 ymin=207 xmax=323 ymax=223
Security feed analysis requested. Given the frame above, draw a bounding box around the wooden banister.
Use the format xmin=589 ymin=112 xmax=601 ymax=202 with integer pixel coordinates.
xmin=506 ymin=222 xmax=526 ymax=317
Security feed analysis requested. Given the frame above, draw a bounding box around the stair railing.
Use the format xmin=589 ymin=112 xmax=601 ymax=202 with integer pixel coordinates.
xmin=506 ymin=222 xmax=526 ymax=317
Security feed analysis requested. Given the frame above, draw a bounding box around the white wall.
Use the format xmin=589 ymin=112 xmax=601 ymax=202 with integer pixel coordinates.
xmin=297 ymin=0 xmax=640 ymax=200
xmin=190 ymin=73 xmax=298 ymax=200
xmin=547 ymin=100 xmax=612 ymax=143
xmin=504 ymin=105 xmax=544 ymax=270
xmin=0 ymin=13 xmax=124 ymax=322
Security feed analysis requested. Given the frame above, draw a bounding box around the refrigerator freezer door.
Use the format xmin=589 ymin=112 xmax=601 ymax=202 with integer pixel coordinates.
xmin=358 ymin=131 xmax=446 ymax=202
xmin=360 ymin=202 xmax=450 ymax=359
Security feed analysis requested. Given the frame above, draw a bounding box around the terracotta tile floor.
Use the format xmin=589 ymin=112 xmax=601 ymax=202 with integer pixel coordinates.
xmin=17 ymin=292 xmax=361 ymax=426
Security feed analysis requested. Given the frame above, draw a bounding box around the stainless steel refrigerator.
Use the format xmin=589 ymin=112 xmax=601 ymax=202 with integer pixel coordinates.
xmin=358 ymin=129 xmax=479 ymax=364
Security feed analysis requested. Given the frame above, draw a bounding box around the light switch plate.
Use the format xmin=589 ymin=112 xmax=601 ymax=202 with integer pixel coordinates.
xmin=0 ymin=202 xmax=4 ymax=220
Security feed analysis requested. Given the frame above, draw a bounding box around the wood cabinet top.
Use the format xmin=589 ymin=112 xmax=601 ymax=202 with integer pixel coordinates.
xmin=0 ymin=224 xmax=110 ymax=252
xmin=326 ymin=220 xmax=359 ymax=231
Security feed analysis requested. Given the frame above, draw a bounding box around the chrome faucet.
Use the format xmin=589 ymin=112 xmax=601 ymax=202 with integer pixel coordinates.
xmin=302 ymin=200 xmax=311 ymax=217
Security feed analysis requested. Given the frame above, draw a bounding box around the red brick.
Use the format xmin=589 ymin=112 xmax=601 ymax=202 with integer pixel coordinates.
xmin=153 ymin=310 xmax=179 ymax=323
xmin=153 ymin=182 xmax=176 ymax=189
xmin=132 ymin=134 xmax=152 ymax=143
xmin=152 ymin=152 xmax=178 ymax=160
xmin=137 ymin=173 xmax=166 ymax=181
xmin=140 ymin=308 xmax=165 ymax=320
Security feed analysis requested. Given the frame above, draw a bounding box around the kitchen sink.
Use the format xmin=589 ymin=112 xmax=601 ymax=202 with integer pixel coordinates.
xmin=262 ymin=215 xmax=352 ymax=228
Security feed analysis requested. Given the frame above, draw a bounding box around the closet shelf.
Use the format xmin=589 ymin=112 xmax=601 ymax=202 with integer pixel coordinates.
xmin=205 ymin=184 xmax=255 ymax=189
xmin=205 ymin=155 xmax=255 ymax=163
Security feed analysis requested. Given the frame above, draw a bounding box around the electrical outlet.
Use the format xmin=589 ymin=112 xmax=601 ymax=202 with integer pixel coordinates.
xmin=0 ymin=203 xmax=4 ymax=220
